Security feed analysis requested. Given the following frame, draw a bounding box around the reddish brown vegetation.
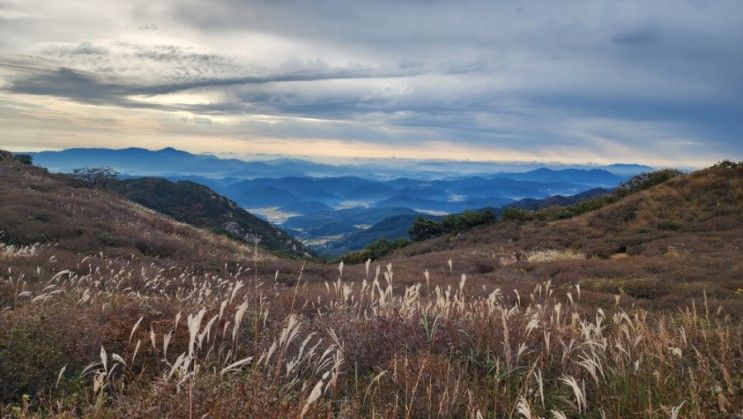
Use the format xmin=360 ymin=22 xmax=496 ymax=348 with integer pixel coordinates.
xmin=1 ymin=152 xmax=741 ymax=417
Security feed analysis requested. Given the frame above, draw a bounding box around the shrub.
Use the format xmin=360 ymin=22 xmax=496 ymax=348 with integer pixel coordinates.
xmin=441 ymin=209 xmax=495 ymax=230
xmin=342 ymin=238 xmax=408 ymax=263
xmin=12 ymin=154 xmax=33 ymax=165
xmin=711 ymin=160 xmax=740 ymax=170
xmin=622 ymin=277 xmax=669 ymax=299
xmin=657 ymin=220 xmax=682 ymax=231
xmin=409 ymin=210 xmax=495 ymax=241
xmin=501 ymin=207 xmax=533 ymax=221
xmin=69 ymin=167 xmax=120 ymax=188
xmin=134 ymin=234 xmax=179 ymax=257
xmin=0 ymin=304 xmax=93 ymax=404
xmin=408 ymin=217 xmax=445 ymax=241
xmin=616 ymin=169 xmax=683 ymax=196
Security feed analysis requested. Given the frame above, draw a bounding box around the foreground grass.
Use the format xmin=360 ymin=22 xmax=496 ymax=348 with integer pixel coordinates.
xmin=1 ymin=246 xmax=741 ymax=418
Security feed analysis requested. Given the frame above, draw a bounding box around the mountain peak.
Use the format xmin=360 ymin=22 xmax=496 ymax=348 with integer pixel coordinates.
xmin=158 ymin=147 xmax=188 ymax=154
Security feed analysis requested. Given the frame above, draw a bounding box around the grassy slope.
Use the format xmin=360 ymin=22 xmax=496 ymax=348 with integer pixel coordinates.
xmin=0 ymin=151 xmax=270 ymax=266
xmin=383 ymin=164 xmax=743 ymax=312
xmin=110 ymin=177 xmax=312 ymax=259
xmin=504 ymin=187 xmax=613 ymax=211
xmin=398 ymin=164 xmax=742 ymax=257
xmin=1 ymin=153 xmax=741 ymax=417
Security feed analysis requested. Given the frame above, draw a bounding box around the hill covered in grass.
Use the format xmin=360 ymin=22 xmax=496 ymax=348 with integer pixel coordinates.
xmin=0 ymin=151 xmax=311 ymax=259
xmin=400 ymin=163 xmax=742 ymax=258
xmin=1 ymin=152 xmax=741 ymax=417
xmin=0 ymin=151 xmax=265 ymax=264
xmin=504 ymin=187 xmax=613 ymax=211
xmin=109 ymin=177 xmax=312 ymax=258
xmin=379 ymin=162 xmax=743 ymax=313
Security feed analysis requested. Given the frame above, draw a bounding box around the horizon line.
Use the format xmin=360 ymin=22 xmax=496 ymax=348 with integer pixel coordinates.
xmin=2 ymin=145 xmax=676 ymax=169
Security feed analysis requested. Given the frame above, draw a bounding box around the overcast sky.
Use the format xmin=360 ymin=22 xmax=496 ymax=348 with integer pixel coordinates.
xmin=0 ymin=0 xmax=741 ymax=166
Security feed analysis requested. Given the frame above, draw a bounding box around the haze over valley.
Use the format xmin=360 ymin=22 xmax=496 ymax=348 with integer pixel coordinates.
xmin=29 ymin=147 xmax=649 ymax=255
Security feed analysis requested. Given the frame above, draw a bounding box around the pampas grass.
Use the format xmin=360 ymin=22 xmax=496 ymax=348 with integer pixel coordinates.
xmin=1 ymin=249 xmax=741 ymax=417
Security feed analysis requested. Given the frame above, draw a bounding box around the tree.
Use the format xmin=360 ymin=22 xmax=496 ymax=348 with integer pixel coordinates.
xmin=342 ymin=238 xmax=409 ymax=264
xmin=13 ymin=154 xmax=33 ymax=165
xmin=711 ymin=160 xmax=739 ymax=170
xmin=501 ymin=207 xmax=533 ymax=221
xmin=70 ymin=167 xmax=120 ymax=187
xmin=441 ymin=209 xmax=495 ymax=231
xmin=617 ymin=169 xmax=682 ymax=196
xmin=408 ymin=217 xmax=445 ymax=241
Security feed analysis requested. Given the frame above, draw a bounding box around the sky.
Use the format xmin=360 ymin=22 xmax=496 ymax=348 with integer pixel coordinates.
xmin=0 ymin=0 xmax=741 ymax=167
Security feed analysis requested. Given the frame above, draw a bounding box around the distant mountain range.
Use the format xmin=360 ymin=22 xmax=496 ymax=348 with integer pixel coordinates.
xmin=30 ymin=147 xmax=653 ymax=180
xmin=27 ymin=147 xmax=655 ymax=256
xmin=31 ymin=147 xmax=324 ymax=179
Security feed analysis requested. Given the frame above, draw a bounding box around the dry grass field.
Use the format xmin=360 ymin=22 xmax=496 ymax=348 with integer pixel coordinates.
xmin=1 ymin=152 xmax=741 ymax=417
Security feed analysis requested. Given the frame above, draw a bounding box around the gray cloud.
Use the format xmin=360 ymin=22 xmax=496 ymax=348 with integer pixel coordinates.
xmin=0 ymin=0 xmax=741 ymax=164
xmin=4 ymin=64 xmax=425 ymax=106
xmin=7 ymin=67 xmax=130 ymax=105
xmin=612 ymin=26 xmax=660 ymax=45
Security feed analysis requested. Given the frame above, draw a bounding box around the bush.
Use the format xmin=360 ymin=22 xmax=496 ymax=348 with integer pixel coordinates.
xmin=711 ymin=160 xmax=740 ymax=170
xmin=622 ymin=277 xmax=669 ymax=299
xmin=616 ymin=169 xmax=683 ymax=196
xmin=501 ymin=207 xmax=534 ymax=221
xmin=408 ymin=217 xmax=445 ymax=241
xmin=134 ymin=234 xmax=179 ymax=257
xmin=342 ymin=238 xmax=408 ymax=264
xmin=441 ymin=209 xmax=495 ymax=231
xmin=70 ymin=167 xmax=120 ymax=188
xmin=409 ymin=210 xmax=495 ymax=241
xmin=657 ymin=220 xmax=682 ymax=231
xmin=0 ymin=306 xmax=91 ymax=404
xmin=13 ymin=154 xmax=33 ymax=165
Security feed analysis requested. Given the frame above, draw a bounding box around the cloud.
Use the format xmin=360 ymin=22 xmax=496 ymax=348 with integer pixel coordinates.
xmin=4 ymin=63 xmax=424 ymax=107
xmin=612 ymin=25 xmax=660 ymax=45
xmin=7 ymin=68 xmax=130 ymax=105
xmin=0 ymin=0 xmax=741 ymax=166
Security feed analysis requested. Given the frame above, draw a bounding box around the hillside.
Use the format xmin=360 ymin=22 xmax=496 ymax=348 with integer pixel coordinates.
xmin=385 ymin=163 xmax=743 ymax=312
xmin=109 ymin=178 xmax=312 ymax=258
xmin=317 ymin=213 xmax=425 ymax=256
xmin=283 ymin=207 xmax=423 ymax=237
xmin=400 ymin=164 xmax=742 ymax=257
xmin=1 ymin=154 xmax=741 ymax=417
xmin=0 ymin=151 xmax=267 ymax=265
xmin=315 ymin=188 xmax=614 ymax=256
xmin=505 ymin=187 xmax=613 ymax=211
xmin=0 ymin=152 xmax=310 ymax=259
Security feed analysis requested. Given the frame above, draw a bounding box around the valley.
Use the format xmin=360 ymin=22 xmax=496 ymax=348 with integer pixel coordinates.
xmin=31 ymin=148 xmax=646 ymax=256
